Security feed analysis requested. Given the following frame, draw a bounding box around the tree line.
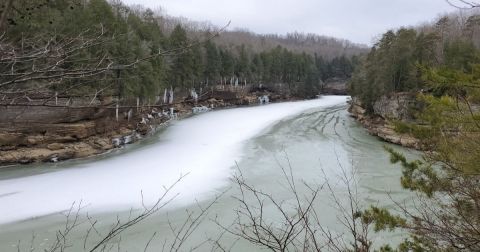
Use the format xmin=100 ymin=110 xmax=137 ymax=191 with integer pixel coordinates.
xmin=349 ymin=11 xmax=480 ymax=111
xmin=0 ymin=0 xmax=361 ymax=101
xmin=3 ymin=0 xmax=480 ymax=251
xmin=349 ymin=8 xmax=480 ymax=251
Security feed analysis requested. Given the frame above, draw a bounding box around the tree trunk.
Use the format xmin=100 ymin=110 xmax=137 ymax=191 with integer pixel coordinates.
xmin=0 ymin=0 xmax=14 ymax=32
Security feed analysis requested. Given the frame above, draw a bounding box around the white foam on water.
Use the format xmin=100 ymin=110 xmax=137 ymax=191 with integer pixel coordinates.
xmin=0 ymin=96 xmax=348 ymax=224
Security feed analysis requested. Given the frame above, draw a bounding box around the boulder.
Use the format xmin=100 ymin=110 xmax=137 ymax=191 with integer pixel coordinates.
xmin=47 ymin=143 xmax=65 ymax=150
xmin=0 ymin=133 xmax=23 ymax=146
xmin=322 ymin=78 xmax=348 ymax=95
xmin=373 ymin=93 xmax=417 ymax=120
xmin=92 ymin=138 xmax=113 ymax=150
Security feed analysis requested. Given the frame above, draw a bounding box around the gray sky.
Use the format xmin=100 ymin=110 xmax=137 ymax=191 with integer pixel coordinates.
xmin=122 ymin=0 xmax=457 ymax=45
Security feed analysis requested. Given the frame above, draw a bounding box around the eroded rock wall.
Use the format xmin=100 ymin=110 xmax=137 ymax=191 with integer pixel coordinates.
xmin=372 ymin=92 xmax=417 ymax=121
xmin=0 ymin=87 xmax=296 ymax=165
xmin=349 ymin=93 xmax=422 ymax=149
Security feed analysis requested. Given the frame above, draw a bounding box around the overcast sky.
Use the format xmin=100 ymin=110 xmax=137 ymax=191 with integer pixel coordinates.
xmin=122 ymin=0 xmax=457 ymax=45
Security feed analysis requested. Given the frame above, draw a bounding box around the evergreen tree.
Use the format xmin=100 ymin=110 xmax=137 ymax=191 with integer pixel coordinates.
xmin=219 ymin=49 xmax=235 ymax=83
xmin=168 ymin=24 xmax=193 ymax=89
xmin=1 ymin=0 xmax=359 ymax=99
xmin=204 ymin=41 xmax=220 ymax=85
xmin=191 ymin=42 xmax=204 ymax=88
xmin=251 ymin=54 xmax=264 ymax=83
xmin=236 ymin=44 xmax=251 ymax=81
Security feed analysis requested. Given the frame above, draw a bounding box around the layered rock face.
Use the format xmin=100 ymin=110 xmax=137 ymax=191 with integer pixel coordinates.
xmin=0 ymin=105 xmax=132 ymax=164
xmin=372 ymin=92 xmax=417 ymax=121
xmin=0 ymin=87 xmax=296 ymax=165
xmin=349 ymin=93 xmax=422 ymax=149
xmin=322 ymin=78 xmax=348 ymax=95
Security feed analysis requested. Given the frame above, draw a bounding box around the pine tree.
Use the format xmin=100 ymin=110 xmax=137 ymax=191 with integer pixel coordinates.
xmin=168 ymin=24 xmax=194 ymax=89
xmin=204 ymin=41 xmax=220 ymax=85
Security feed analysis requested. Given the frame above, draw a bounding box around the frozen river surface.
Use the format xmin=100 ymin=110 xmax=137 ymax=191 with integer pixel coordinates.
xmin=0 ymin=96 xmax=415 ymax=251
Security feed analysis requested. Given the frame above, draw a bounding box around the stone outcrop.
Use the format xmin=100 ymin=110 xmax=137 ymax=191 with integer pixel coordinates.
xmin=0 ymin=134 xmax=117 ymax=164
xmin=322 ymin=78 xmax=348 ymax=95
xmin=0 ymin=120 xmax=132 ymax=165
xmin=372 ymin=92 xmax=417 ymax=120
xmin=0 ymin=87 xmax=297 ymax=166
xmin=349 ymin=94 xmax=422 ymax=150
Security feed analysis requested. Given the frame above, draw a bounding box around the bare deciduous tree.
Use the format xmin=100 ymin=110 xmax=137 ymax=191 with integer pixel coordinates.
xmin=214 ymin=156 xmax=375 ymax=252
xmin=14 ymin=153 xmax=384 ymax=252
xmin=14 ymin=174 xmax=225 ymax=252
xmin=0 ymin=23 xmax=230 ymax=92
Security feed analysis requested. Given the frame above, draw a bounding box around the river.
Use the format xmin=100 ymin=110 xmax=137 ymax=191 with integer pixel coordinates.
xmin=0 ymin=96 xmax=417 ymax=251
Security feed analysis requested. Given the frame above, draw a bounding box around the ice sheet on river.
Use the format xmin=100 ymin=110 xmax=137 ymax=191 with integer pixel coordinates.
xmin=0 ymin=96 xmax=348 ymax=224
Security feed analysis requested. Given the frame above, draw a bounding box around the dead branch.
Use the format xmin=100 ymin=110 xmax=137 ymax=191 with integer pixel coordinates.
xmin=0 ymin=22 xmax=231 ymax=91
xmin=215 ymin=154 xmax=374 ymax=252
xmin=446 ymin=0 xmax=480 ymax=9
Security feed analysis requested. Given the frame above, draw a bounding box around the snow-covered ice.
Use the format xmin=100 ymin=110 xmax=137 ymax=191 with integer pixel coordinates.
xmin=0 ymin=96 xmax=348 ymax=224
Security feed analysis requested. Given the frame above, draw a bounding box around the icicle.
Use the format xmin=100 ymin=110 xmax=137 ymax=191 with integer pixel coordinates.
xmin=169 ymin=87 xmax=174 ymax=104
xmin=192 ymin=106 xmax=210 ymax=114
xmin=258 ymin=95 xmax=269 ymax=105
xmin=163 ymin=88 xmax=167 ymax=104
xmin=116 ymin=103 xmax=119 ymax=121
xmin=191 ymin=89 xmax=198 ymax=103
xmin=263 ymin=95 xmax=270 ymax=104
xmin=127 ymin=109 xmax=132 ymax=122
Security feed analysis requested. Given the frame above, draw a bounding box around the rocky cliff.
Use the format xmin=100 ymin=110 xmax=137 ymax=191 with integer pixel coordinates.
xmin=0 ymin=104 xmax=138 ymax=164
xmin=0 ymin=86 xmax=294 ymax=166
xmin=349 ymin=93 xmax=422 ymax=149
xmin=372 ymin=92 xmax=418 ymax=121
xmin=322 ymin=78 xmax=348 ymax=95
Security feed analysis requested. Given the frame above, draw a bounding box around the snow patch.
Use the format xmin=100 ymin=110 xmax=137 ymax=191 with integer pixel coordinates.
xmin=0 ymin=96 xmax=348 ymax=224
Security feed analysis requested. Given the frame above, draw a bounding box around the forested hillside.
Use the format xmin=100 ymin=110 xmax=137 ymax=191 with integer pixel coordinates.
xmin=0 ymin=0 xmax=365 ymax=100
xmin=349 ymin=8 xmax=480 ymax=251
xmin=350 ymin=11 xmax=480 ymax=111
xmin=2 ymin=1 xmax=480 ymax=251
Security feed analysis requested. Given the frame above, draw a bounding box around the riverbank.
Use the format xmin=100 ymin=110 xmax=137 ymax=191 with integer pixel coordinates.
xmin=0 ymin=96 xmax=351 ymax=225
xmin=0 ymin=96 xmax=414 ymax=251
xmin=0 ymin=90 xmax=298 ymax=166
xmin=348 ymin=94 xmax=423 ymax=150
